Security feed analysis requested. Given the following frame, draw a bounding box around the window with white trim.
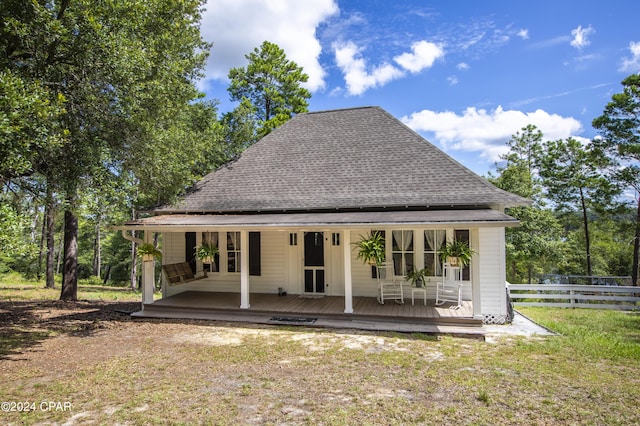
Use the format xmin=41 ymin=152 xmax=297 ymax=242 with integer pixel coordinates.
xmin=423 ymin=230 xmax=446 ymax=277
xmin=392 ymin=230 xmax=413 ymax=276
xmin=227 ymin=232 xmax=241 ymax=273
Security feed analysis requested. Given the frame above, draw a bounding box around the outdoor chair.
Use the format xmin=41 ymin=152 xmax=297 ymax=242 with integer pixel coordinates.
xmin=436 ymin=263 xmax=463 ymax=309
xmin=376 ymin=262 xmax=404 ymax=304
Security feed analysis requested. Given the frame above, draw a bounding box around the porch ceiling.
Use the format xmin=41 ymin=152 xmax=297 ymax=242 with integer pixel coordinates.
xmin=120 ymin=209 xmax=519 ymax=231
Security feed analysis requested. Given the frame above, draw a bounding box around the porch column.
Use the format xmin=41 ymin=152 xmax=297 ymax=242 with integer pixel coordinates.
xmin=142 ymin=231 xmax=155 ymax=306
xmin=240 ymin=230 xmax=250 ymax=309
xmin=343 ymin=229 xmax=354 ymax=313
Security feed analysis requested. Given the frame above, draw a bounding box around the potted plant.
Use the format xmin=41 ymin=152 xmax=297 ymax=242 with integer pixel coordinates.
xmin=405 ymin=267 xmax=427 ymax=288
xmin=439 ymin=239 xmax=475 ymax=267
xmin=195 ymin=242 xmax=219 ymax=264
xmin=138 ymin=243 xmax=162 ymax=262
xmin=354 ymin=231 xmax=385 ymax=266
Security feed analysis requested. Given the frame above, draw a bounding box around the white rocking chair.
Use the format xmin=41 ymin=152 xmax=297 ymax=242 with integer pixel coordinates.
xmin=376 ymin=262 xmax=404 ymax=304
xmin=436 ymin=263 xmax=463 ymax=309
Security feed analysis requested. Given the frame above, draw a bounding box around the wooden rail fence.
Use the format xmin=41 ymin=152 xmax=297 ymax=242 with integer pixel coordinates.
xmin=508 ymin=284 xmax=640 ymax=310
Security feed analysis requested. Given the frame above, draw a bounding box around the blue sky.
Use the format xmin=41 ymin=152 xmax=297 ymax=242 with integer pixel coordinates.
xmin=198 ymin=0 xmax=640 ymax=175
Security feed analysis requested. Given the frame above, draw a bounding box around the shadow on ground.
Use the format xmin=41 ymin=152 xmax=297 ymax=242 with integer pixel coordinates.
xmin=0 ymin=300 xmax=139 ymax=360
xmin=0 ymin=298 xmax=443 ymax=361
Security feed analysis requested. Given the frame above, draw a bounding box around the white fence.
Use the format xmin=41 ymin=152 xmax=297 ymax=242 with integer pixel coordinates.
xmin=508 ymin=284 xmax=640 ymax=310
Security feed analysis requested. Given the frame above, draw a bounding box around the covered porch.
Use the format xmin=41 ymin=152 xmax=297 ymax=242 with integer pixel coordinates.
xmin=132 ymin=291 xmax=484 ymax=337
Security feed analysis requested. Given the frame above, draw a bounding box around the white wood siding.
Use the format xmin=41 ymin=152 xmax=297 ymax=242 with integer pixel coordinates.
xmin=161 ymin=226 xmax=507 ymax=317
xmin=163 ymin=231 xmax=286 ymax=297
xmin=477 ymin=227 xmax=507 ymax=316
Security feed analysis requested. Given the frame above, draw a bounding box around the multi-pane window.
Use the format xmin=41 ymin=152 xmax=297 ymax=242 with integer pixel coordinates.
xmin=227 ymin=232 xmax=241 ymax=273
xmin=392 ymin=230 xmax=414 ymax=276
xmin=331 ymin=232 xmax=340 ymax=246
xmin=289 ymin=233 xmax=298 ymax=246
xmin=424 ymin=230 xmax=446 ymax=277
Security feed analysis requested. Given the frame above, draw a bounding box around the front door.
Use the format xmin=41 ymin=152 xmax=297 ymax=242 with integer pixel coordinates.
xmin=304 ymin=232 xmax=325 ymax=293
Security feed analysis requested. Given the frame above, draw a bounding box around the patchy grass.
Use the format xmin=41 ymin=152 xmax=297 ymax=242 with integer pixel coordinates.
xmin=0 ymin=272 xmax=144 ymax=302
xmin=0 ymin=287 xmax=639 ymax=424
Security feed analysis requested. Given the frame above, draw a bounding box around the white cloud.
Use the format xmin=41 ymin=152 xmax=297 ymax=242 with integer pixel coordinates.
xmin=619 ymin=41 xmax=640 ymax=73
xmin=570 ymin=25 xmax=594 ymax=50
xmin=447 ymin=75 xmax=459 ymax=86
xmin=393 ymin=41 xmax=444 ymax=73
xmin=457 ymin=62 xmax=470 ymax=71
xmin=333 ymin=41 xmax=404 ymax=96
xmin=199 ymin=0 xmax=338 ymax=92
xmin=517 ymin=29 xmax=529 ymax=40
xmin=334 ymin=40 xmax=442 ymax=96
xmin=401 ymin=106 xmax=583 ymax=162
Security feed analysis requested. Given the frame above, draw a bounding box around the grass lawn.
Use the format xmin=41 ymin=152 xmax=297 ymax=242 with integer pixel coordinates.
xmin=1 ymin=274 xmax=639 ymax=425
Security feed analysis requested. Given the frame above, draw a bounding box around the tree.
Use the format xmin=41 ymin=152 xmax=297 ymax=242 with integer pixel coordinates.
xmin=489 ymin=125 xmax=563 ymax=283
xmin=536 ymin=138 xmax=618 ymax=277
xmin=221 ymin=98 xmax=259 ymax=159
xmin=592 ymin=74 xmax=640 ymax=286
xmin=228 ymin=41 xmax=311 ymax=138
xmin=2 ymin=0 xmax=214 ymax=299
xmin=0 ymin=71 xmax=67 ymax=185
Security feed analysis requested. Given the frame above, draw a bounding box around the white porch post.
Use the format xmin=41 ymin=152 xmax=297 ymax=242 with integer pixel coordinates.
xmin=343 ymin=229 xmax=354 ymax=314
xmin=240 ymin=230 xmax=250 ymax=309
xmin=142 ymin=231 xmax=155 ymax=306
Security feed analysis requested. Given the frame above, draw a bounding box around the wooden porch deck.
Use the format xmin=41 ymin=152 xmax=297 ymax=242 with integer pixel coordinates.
xmin=133 ymin=291 xmax=484 ymax=337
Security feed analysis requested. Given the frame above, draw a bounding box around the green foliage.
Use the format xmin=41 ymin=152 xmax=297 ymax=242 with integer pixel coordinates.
xmin=536 ymin=137 xmax=619 ymax=276
xmin=489 ymin=124 xmax=543 ymax=200
xmin=0 ymin=71 xmax=67 ymax=183
xmin=439 ymin=239 xmax=475 ymax=267
xmin=488 ymin=124 xmax=632 ymax=282
xmin=354 ymin=231 xmax=386 ymax=266
xmin=0 ymin=203 xmax=34 ymax=259
xmin=592 ymin=73 xmax=640 ymax=286
xmin=404 ymin=267 xmax=427 ymax=287
xmin=504 ymin=206 xmax=565 ymax=283
xmin=137 ymin=243 xmax=162 ymax=261
xmin=0 ymin=0 xmax=219 ymax=295
xmin=221 ymin=98 xmax=259 ymax=159
xmin=228 ymin=41 xmax=311 ymax=138
xmin=194 ymin=242 xmax=218 ymax=261
xmin=489 ymin=126 xmax=564 ymax=282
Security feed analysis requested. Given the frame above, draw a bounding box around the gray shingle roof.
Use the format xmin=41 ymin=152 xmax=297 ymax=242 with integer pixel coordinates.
xmin=160 ymin=106 xmax=528 ymax=213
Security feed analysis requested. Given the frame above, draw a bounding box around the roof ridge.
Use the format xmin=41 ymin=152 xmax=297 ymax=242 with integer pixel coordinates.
xmin=302 ymin=105 xmax=378 ymax=115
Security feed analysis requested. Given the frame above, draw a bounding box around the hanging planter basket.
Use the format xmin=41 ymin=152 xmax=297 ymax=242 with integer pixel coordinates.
xmin=138 ymin=243 xmax=162 ymax=263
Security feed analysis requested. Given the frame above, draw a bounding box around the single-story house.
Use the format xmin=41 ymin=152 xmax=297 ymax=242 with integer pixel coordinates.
xmin=121 ymin=106 xmax=528 ymax=328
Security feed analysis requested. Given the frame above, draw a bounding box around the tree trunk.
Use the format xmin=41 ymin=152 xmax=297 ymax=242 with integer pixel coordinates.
xmin=37 ymin=204 xmax=46 ymax=281
xmin=60 ymin=209 xmax=78 ymax=301
xmin=579 ymin=187 xmax=593 ymax=277
xmin=92 ymin=220 xmax=101 ymax=277
xmin=56 ymin=229 xmax=63 ymax=275
xmin=45 ymin=198 xmax=56 ymax=288
xmin=103 ymin=265 xmax=111 ymax=285
xmin=633 ymin=196 xmax=640 ymax=286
